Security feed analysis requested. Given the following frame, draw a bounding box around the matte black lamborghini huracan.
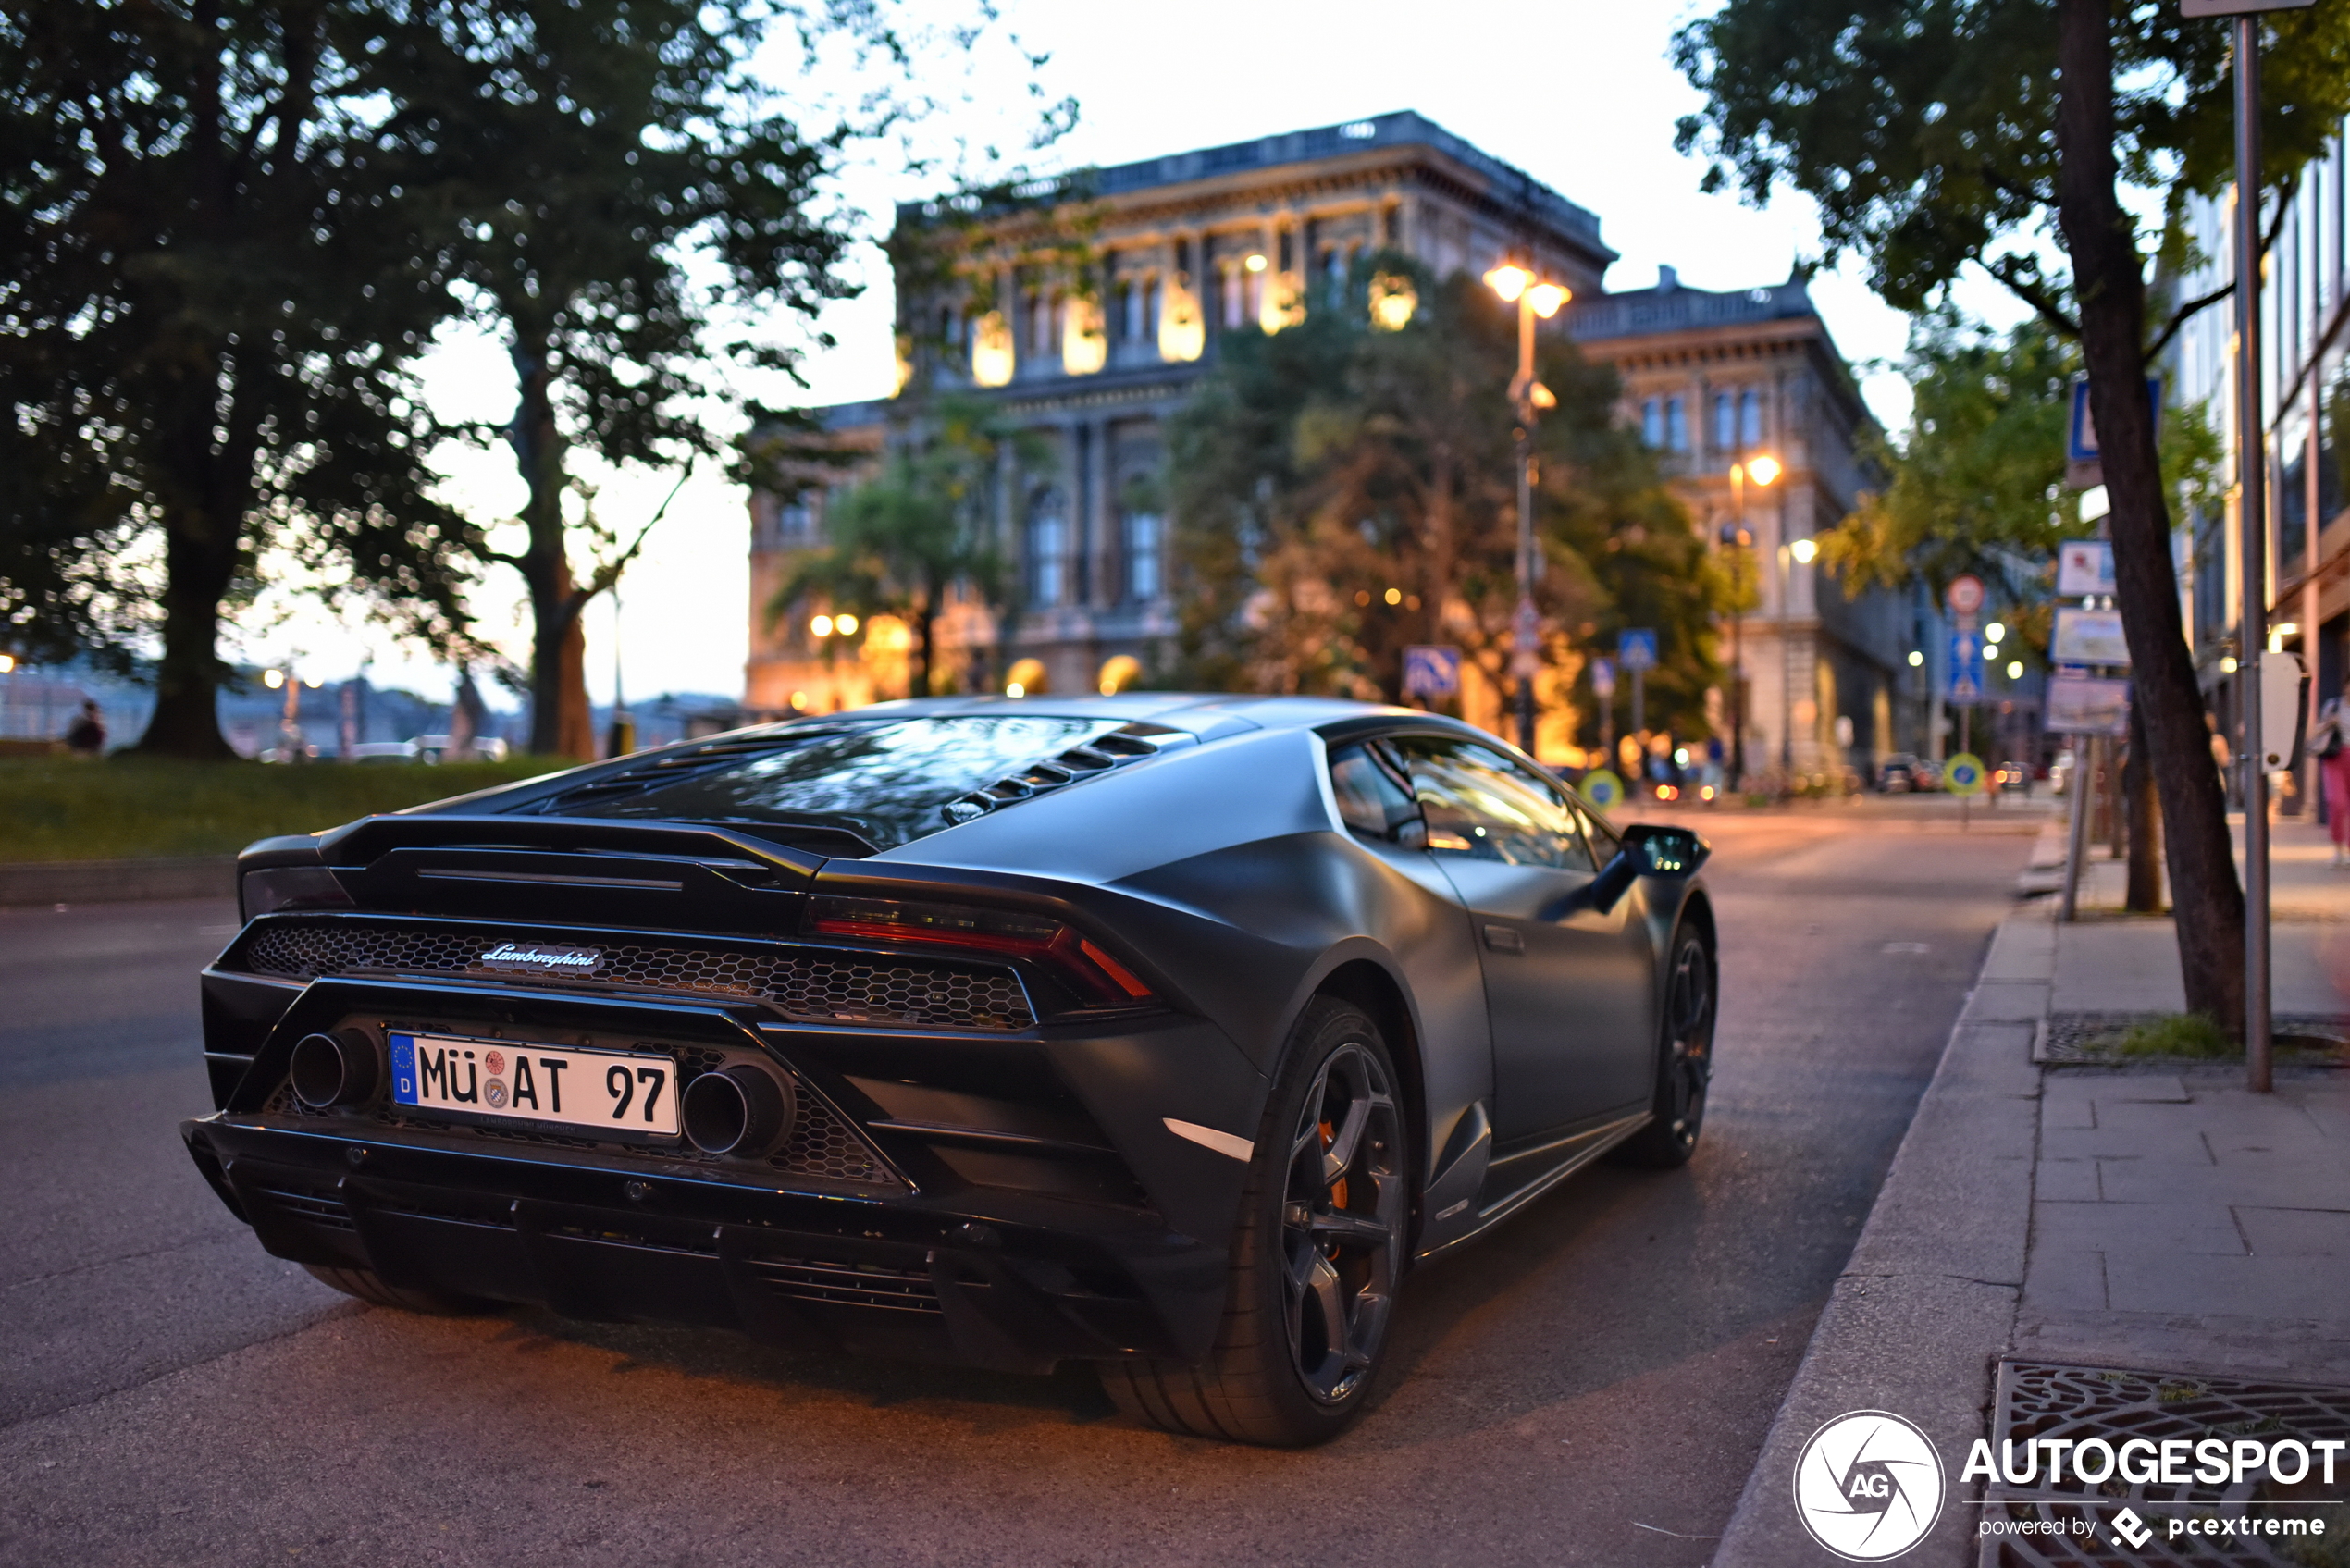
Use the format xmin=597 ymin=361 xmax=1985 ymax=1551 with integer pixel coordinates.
xmin=183 ymin=695 xmax=1716 ymax=1445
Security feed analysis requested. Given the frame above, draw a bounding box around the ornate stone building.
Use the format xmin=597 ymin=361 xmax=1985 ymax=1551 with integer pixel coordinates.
xmin=746 ymin=114 xmax=1912 ymax=782
xmin=746 ymin=112 xmax=1615 ymax=712
xmin=1568 ymin=267 xmax=1920 ymax=778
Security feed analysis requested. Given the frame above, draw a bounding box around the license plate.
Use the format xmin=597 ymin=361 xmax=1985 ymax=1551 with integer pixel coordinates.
xmin=388 ymin=1032 xmax=678 ymax=1138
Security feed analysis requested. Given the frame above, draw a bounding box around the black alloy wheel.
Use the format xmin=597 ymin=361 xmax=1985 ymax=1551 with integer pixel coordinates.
xmin=1615 ymin=921 xmax=1716 ymax=1168
xmin=1280 ymin=1042 xmax=1404 ymax=1405
xmin=1100 ymin=998 xmax=1407 ymax=1445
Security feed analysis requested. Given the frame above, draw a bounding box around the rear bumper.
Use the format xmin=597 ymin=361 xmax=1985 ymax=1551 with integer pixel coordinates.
xmin=182 ymin=1114 xmax=1227 ymax=1372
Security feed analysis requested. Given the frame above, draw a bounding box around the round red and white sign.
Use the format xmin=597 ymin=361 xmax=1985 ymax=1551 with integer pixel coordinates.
xmin=1946 ymin=575 xmax=1985 ymax=616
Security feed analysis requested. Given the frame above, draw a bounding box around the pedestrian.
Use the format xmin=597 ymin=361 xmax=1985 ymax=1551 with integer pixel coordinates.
xmin=63 ymin=698 xmax=105 ymax=758
xmin=2316 ymin=698 xmax=2350 ymax=868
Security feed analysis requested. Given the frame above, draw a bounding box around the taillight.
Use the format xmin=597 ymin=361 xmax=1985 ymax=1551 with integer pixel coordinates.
xmin=807 ymin=894 xmax=1153 ymax=1006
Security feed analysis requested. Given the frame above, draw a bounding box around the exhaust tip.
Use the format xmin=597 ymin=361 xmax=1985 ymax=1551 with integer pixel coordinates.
xmin=682 ymin=1065 xmax=796 ymax=1156
xmin=291 ymin=1030 xmax=378 ymax=1109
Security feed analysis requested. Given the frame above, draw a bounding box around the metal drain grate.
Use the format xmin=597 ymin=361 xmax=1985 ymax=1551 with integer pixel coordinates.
xmin=1981 ymin=1360 xmax=2350 ymax=1565
xmin=2038 ymin=1014 xmax=2348 ymax=1066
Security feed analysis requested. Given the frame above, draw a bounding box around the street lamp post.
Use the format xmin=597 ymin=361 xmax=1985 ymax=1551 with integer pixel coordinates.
xmin=1778 ymin=530 xmax=1817 ymax=784
xmin=1485 ymin=263 xmax=1569 ymax=756
xmin=1726 ymin=454 xmax=1781 ymax=790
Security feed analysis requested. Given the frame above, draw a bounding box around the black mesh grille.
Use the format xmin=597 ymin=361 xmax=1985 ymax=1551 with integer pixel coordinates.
xmin=238 ymin=919 xmax=1033 ymax=1031
xmin=743 ymin=1253 xmax=939 ymax=1315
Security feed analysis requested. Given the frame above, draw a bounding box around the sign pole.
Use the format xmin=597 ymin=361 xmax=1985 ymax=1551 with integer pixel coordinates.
xmin=2234 ymin=11 xmax=2273 ymax=1092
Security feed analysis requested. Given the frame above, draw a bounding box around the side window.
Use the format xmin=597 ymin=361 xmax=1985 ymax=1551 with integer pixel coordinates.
xmin=1393 ymin=738 xmax=1594 ymax=871
xmin=1570 ymin=796 xmax=1620 ymax=865
xmin=1328 ymin=743 xmax=1424 ymax=846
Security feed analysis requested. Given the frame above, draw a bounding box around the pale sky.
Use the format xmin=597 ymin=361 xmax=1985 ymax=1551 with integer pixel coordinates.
xmin=234 ymin=2 xmax=2020 ymax=710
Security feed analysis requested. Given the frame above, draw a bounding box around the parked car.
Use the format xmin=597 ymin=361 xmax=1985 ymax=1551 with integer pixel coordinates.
xmin=182 ymin=697 xmax=1718 ymax=1447
xmin=2051 ymin=750 xmax=2077 ymax=796
xmin=1996 ymin=760 xmax=2032 ymax=795
xmin=1878 ymin=754 xmax=1924 ymax=793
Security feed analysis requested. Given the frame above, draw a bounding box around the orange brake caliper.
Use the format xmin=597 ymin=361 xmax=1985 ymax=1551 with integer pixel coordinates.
xmin=1320 ymin=1119 xmax=1349 ymax=1210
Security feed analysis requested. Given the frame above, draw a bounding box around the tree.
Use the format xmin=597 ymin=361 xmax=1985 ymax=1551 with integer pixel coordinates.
xmin=364 ymin=1 xmax=859 ymax=756
xmin=1167 ymin=256 xmax=1723 ymax=746
xmin=755 ymin=394 xmax=1017 ymax=698
xmin=1822 ymin=308 xmax=2220 ymax=907
xmin=2 ymin=1 xmax=476 ymax=756
xmin=1673 ymin=0 xmax=2350 ymax=1032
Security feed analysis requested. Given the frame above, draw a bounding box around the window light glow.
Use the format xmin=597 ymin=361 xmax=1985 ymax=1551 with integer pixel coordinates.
xmin=1369 ymin=275 xmax=1416 ymax=330
xmin=971 ymin=311 xmax=1013 ymax=387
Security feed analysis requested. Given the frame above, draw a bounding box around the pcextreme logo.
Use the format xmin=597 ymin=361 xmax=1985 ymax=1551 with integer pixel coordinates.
xmin=1792 ymin=1410 xmax=1947 ymax=1561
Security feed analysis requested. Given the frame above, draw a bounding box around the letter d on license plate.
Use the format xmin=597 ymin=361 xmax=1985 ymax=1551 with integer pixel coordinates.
xmin=389 ymin=1032 xmax=678 ymax=1139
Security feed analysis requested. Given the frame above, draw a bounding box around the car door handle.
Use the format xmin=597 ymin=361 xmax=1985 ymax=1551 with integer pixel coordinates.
xmin=1482 ymin=924 xmax=1525 ymax=954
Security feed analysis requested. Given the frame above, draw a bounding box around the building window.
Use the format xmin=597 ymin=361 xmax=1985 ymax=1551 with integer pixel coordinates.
xmin=1739 ymin=388 xmax=1764 ymax=447
xmin=1641 ymin=398 xmax=1664 ymax=448
xmin=1713 ymin=390 xmax=1736 ymax=451
xmin=1121 ymin=279 xmax=1144 ymax=341
xmin=1141 ymin=277 xmax=1159 ymax=343
xmin=1027 ymin=493 xmax=1067 ymax=608
xmin=1124 ymin=512 xmax=1162 ymax=601
xmin=1665 ymin=396 xmax=1688 ymax=452
xmin=1221 ymin=265 xmax=1245 ymax=329
xmin=778 ymin=497 xmax=814 ymax=545
xmin=1322 ymin=245 xmax=1346 ymax=304
xmin=1033 ymin=291 xmax=1062 ymax=359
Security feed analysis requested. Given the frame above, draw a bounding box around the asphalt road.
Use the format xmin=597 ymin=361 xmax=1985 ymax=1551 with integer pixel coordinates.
xmin=0 ymin=801 xmax=2042 ymax=1568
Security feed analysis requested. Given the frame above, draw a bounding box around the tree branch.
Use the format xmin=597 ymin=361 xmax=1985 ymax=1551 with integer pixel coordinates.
xmin=1980 ymin=256 xmax=2082 ymax=338
xmin=2143 ymin=280 xmax=2233 ymax=367
xmin=564 ymin=463 xmax=694 ymax=619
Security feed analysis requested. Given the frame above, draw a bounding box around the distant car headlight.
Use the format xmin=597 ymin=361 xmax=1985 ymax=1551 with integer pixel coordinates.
xmin=239 ymin=866 xmax=354 ymax=922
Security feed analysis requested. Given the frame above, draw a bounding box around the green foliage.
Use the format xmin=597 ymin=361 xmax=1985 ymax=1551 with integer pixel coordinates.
xmin=758 ymin=394 xmax=1022 ymax=697
xmin=2109 ymin=1011 xmax=2234 ymax=1059
xmin=1164 ymin=255 xmax=1724 ymax=741
xmin=1821 ymin=310 xmax=2222 ymax=635
xmin=1671 ymin=1 xmax=2350 ymax=324
xmin=1 ymin=3 xmax=482 ymax=754
xmin=0 ymin=756 xmax=559 ymax=863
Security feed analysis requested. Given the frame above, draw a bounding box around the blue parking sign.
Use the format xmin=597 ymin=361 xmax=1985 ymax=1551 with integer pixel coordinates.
xmin=1403 ymin=645 xmax=1461 ymax=698
xmin=1947 ymin=631 xmax=1982 ymax=703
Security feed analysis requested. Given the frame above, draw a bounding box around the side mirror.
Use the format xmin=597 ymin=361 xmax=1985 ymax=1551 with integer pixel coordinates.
xmin=1621 ymin=823 xmax=1710 ymax=875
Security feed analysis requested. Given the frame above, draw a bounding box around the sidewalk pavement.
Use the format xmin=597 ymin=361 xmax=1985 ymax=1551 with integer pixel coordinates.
xmin=1712 ymin=812 xmax=2350 ymax=1567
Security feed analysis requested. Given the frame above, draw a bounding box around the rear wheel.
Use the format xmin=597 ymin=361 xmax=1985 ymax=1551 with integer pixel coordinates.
xmin=302 ymin=1264 xmax=499 ymax=1316
xmin=1614 ymin=921 xmax=1716 ymax=1168
xmin=1100 ymin=998 xmax=1407 ymax=1445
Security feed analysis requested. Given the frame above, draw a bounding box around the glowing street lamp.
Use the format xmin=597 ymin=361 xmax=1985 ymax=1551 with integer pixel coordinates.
xmin=1484 ymin=261 xmax=1574 ymax=751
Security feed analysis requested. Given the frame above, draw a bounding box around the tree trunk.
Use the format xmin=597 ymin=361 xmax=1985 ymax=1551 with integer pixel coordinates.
xmin=135 ymin=500 xmax=242 ymax=759
xmin=509 ymin=327 xmax=594 ymax=757
xmin=2125 ymin=700 xmax=2164 ymax=911
xmin=2055 ymin=0 xmax=2245 ymax=1028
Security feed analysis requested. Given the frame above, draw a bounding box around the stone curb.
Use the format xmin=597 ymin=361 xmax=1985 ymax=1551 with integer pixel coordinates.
xmin=0 ymin=856 xmax=238 ymax=907
xmin=1709 ymin=906 xmax=2050 ymax=1567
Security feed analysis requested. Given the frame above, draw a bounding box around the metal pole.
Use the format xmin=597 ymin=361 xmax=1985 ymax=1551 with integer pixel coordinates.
xmin=1513 ymin=292 xmax=1538 ymax=756
xmin=1730 ymin=464 xmax=1748 ymax=787
xmin=2235 ymin=13 xmax=2273 ymax=1091
xmin=2059 ymin=733 xmax=2094 ymax=921
xmin=1778 ymin=511 xmax=1794 ymax=782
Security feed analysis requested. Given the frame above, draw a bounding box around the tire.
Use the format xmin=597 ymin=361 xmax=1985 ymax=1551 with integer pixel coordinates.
xmin=1614 ymin=920 xmax=1717 ymax=1169
xmin=1100 ymin=997 xmax=1408 ymax=1446
xmin=302 ymin=1263 xmax=500 ymax=1317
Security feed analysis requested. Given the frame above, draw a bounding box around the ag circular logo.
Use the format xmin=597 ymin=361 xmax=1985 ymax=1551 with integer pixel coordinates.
xmin=1792 ymin=1410 xmax=1945 ymax=1561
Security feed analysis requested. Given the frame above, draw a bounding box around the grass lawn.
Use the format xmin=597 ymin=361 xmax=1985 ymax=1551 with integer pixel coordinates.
xmin=0 ymin=756 xmax=574 ymax=862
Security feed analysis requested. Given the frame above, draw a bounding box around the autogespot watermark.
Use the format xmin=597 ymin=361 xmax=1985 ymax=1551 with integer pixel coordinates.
xmin=1793 ymin=1410 xmax=2344 ymax=1559
xmin=1793 ymin=1411 xmax=1946 ymax=1561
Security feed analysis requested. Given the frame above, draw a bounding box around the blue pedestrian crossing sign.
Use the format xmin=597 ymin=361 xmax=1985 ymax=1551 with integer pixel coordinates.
xmin=1579 ymin=769 xmax=1626 ymax=811
xmin=1402 ymin=645 xmax=1461 ymax=698
xmin=1617 ymin=629 xmax=1658 ymax=671
xmin=1948 ymin=631 xmax=1983 ymax=703
xmin=1944 ymin=752 xmax=1987 ymax=796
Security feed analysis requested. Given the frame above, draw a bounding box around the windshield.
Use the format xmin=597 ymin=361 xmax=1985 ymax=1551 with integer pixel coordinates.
xmin=563 ymin=715 xmax=1130 ymax=850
